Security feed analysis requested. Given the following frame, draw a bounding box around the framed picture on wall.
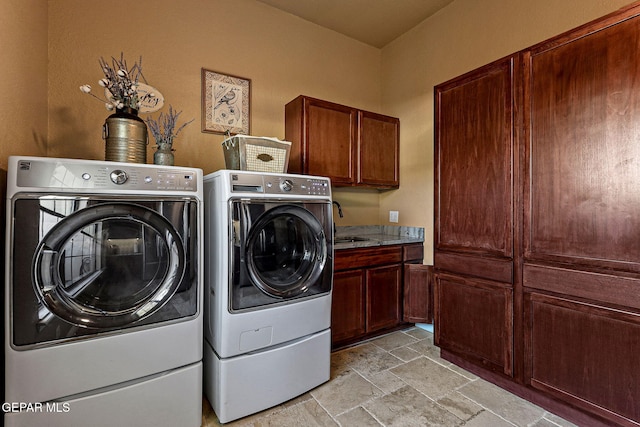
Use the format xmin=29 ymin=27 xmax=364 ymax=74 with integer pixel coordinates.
xmin=201 ymin=68 xmax=251 ymax=135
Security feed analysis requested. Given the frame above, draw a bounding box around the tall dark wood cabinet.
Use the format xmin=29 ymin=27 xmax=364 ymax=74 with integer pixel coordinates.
xmin=434 ymin=56 xmax=518 ymax=378
xmin=435 ymin=3 xmax=640 ymax=426
xmin=523 ymin=9 xmax=640 ymax=425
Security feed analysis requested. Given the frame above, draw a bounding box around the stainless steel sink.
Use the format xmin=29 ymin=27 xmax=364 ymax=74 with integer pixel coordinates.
xmin=334 ymin=236 xmax=371 ymax=244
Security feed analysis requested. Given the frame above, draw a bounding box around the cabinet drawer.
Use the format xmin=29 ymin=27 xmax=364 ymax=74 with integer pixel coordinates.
xmin=435 ymin=251 xmax=513 ymax=284
xmin=335 ymin=245 xmax=402 ymax=271
xmin=403 ymin=243 xmax=424 ymax=262
xmin=523 ymin=264 xmax=640 ymax=312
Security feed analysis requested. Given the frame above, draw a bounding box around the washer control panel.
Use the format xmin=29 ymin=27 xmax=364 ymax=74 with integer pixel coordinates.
xmin=14 ymin=158 xmax=199 ymax=192
xmin=229 ymin=172 xmax=330 ymax=196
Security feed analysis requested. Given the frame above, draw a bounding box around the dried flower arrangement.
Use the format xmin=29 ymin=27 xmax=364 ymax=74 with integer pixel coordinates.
xmin=145 ymin=105 xmax=194 ymax=150
xmin=79 ymin=53 xmax=154 ymax=112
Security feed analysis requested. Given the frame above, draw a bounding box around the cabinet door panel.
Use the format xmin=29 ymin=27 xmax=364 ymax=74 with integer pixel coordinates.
xmin=358 ymin=111 xmax=399 ymax=187
xmin=331 ymin=270 xmax=366 ymax=344
xmin=366 ymin=264 xmax=402 ymax=332
xmin=525 ymin=292 xmax=640 ymax=425
xmin=526 ymin=17 xmax=640 ymax=272
xmin=435 ymin=58 xmax=514 ymax=258
xmin=307 ymin=101 xmax=356 ymax=184
xmin=434 ymin=273 xmax=513 ymax=376
xmin=403 ymin=264 xmax=432 ymax=323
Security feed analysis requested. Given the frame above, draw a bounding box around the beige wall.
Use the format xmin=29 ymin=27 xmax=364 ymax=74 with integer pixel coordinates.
xmin=381 ymin=0 xmax=635 ymax=263
xmin=0 ymin=0 xmax=48 ymax=168
xmin=47 ymin=0 xmax=381 ymax=168
xmin=44 ymin=0 xmax=386 ymax=225
xmin=1 ymin=0 xmax=637 ymax=255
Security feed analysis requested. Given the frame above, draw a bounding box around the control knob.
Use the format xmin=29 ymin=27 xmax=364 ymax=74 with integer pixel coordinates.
xmin=280 ymin=179 xmax=293 ymax=192
xmin=110 ymin=169 xmax=128 ymax=185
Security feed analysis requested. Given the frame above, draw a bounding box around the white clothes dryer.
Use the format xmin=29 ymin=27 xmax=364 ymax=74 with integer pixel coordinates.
xmin=4 ymin=156 xmax=203 ymax=427
xmin=203 ymin=170 xmax=333 ymax=423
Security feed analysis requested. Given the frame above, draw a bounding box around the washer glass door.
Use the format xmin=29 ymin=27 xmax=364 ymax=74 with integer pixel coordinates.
xmin=230 ymin=200 xmax=332 ymax=311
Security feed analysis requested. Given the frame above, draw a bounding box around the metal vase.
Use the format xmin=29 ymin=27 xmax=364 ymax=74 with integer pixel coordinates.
xmin=103 ymin=108 xmax=148 ymax=163
xmin=153 ymin=143 xmax=175 ymax=166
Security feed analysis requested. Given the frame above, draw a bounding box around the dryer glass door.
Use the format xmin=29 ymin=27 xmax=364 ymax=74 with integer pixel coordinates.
xmin=32 ymin=203 xmax=185 ymax=327
xmin=11 ymin=198 xmax=198 ymax=348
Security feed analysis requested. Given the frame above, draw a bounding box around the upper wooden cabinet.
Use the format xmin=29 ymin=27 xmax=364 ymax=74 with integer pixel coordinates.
xmin=285 ymin=95 xmax=400 ymax=188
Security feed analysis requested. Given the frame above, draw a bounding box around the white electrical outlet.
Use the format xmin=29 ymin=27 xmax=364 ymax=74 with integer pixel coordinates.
xmin=389 ymin=210 xmax=399 ymax=223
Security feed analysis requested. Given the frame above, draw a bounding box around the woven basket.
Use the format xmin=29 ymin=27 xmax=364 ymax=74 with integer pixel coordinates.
xmin=222 ymin=135 xmax=291 ymax=173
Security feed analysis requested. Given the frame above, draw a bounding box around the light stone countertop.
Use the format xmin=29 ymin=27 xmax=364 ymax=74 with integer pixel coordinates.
xmin=334 ymin=225 xmax=424 ymax=250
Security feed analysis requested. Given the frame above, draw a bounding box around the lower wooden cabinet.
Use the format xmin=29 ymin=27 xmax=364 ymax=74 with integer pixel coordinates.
xmin=331 ymin=243 xmax=429 ymax=348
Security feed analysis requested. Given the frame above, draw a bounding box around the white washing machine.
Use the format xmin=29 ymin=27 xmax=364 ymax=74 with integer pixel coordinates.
xmin=3 ymin=156 xmax=203 ymax=427
xmin=203 ymin=170 xmax=333 ymax=423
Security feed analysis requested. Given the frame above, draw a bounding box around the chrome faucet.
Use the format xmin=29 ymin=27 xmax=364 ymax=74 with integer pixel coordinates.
xmin=332 ymin=201 xmax=343 ymax=236
xmin=332 ymin=201 xmax=344 ymax=218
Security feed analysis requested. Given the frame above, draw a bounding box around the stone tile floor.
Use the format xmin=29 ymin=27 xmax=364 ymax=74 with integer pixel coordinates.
xmin=202 ymin=327 xmax=577 ymax=426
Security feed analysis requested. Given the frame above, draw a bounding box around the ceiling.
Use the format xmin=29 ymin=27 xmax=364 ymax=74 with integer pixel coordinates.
xmin=255 ymin=0 xmax=454 ymax=48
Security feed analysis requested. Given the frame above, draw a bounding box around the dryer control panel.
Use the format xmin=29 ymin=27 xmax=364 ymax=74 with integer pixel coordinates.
xmin=12 ymin=157 xmax=200 ymax=193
